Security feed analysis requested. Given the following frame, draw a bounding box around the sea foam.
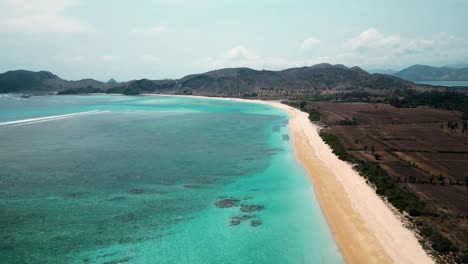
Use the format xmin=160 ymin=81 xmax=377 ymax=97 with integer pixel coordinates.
xmin=0 ymin=110 xmax=107 ymax=127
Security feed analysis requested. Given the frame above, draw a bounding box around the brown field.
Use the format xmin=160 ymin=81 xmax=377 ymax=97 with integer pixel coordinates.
xmin=316 ymin=102 xmax=467 ymax=183
xmin=308 ymin=102 xmax=468 ymax=257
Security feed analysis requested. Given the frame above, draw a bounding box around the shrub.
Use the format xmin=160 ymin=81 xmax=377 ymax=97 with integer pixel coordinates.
xmin=319 ymin=132 xmax=350 ymax=161
xmin=336 ymin=119 xmax=357 ymax=125
xmin=419 ymin=226 xmax=455 ymax=253
xmin=355 ymin=161 xmax=429 ymax=217
xmin=308 ymin=109 xmax=321 ymax=122
xmin=299 ymin=101 xmax=307 ymax=109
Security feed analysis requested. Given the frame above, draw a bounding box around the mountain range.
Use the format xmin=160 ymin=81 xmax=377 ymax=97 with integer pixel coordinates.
xmin=393 ymin=65 xmax=468 ymax=81
xmin=444 ymin=63 xmax=468 ymax=69
xmin=372 ymin=64 xmax=468 ymax=82
xmin=0 ymin=64 xmax=416 ymax=96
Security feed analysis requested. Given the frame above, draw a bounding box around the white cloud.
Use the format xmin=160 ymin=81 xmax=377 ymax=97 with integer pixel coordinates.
xmin=337 ymin=28 xmax=464 ymax=67
xmin=222 ymin=46 xmax=258 ymax=60
xmin=201 ymin=46 xmax=324 ymax=70
xmin=99 ymin=55 xmax=121 ymax=62
xmin=301 ymin=38 xmax=320 ymax=49
xmin=132 ymin=25 xmax=167 ymax=33
xmin=399 ymin=39 xmax=435 ymax=54
xmin=437 ymin=33 xmax=455 ymax=45
xmin=198 ymin=30 xmax=464 ymax=72
xmin=0 ymin=0 xmax=91 ymax=33
xmin=344 ymin=28 xmax=400 ymax=51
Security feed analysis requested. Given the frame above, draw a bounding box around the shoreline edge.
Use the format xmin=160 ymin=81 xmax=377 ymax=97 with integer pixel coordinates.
xmin=148 ymin=94 xmax=434 ymax=264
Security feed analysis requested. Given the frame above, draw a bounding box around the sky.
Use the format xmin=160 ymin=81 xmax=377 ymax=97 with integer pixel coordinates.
xmin=0 ymin=0 xmax=467 ymax=81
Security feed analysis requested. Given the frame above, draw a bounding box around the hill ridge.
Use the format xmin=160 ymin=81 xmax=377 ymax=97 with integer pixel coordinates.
xmin=393 ymin=64 xmax=468 ymax=81
xmin=1 ymin=64 xmax=416 ymax=95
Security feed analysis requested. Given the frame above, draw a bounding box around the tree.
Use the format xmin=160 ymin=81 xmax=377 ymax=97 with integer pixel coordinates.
xmin=299 ymin=101 xmax=307 ymax=109
xmin=438 ymin=175 xmax=446 ymax=186
xmin=374 ymin=153 xmax=381 ymax=160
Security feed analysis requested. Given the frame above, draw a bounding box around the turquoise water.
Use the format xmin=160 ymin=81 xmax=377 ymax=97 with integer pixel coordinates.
xmin=0 ymin=95 xmax=342 ymax=263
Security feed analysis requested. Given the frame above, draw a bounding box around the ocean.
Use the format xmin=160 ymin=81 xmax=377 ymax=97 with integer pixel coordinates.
xmin=0 ymin=94 xmax=342 ymax=263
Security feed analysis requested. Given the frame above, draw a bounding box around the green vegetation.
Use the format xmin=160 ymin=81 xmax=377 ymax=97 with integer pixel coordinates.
xmin=336 ymin=118 xmax=357 ymax=125
xmin=355 ymin=162 xmax=428 ymax=216
xmin=57 ymin=86 xmax=103 ymax=95
xmin=308 ymin=109 xmax=321 ymax=122
xmin=390 ymin=90 xmax=468 ymax=120
xmin=281 ymin=100 xmax=322 ymax=122
xmin=241 ymin=92 xmax=258 ymax=98
xmin=299 ymin=100 xmax=307 ymax=109
xmin=319 ymin=131 xmax=351 ymax=161
xmin=419 ymin=225 xmax=456 ymax=253
xmin=297 ymin=89 xmax=468 ymax=121
xmin=281 ymin=100 xmax=301 ymax=108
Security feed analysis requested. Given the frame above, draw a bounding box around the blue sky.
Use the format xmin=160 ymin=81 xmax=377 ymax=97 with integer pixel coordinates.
xmin=0 ymin=0 xmax=467 ymax=81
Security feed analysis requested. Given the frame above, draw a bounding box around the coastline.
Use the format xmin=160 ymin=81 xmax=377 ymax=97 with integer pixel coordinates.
xmin=281 ymin=105 xmax=434 ymax=264
xmin=260 ymin=101 xmax=434 ymax=264
xmin=146 ymin=94 xmax=434 ymax=263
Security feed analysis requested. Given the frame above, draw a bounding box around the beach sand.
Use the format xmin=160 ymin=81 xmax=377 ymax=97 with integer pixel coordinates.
xmin=265 ymin=101 xmax=434 ymax=264
xmin=149 ymin=94 xmax=434 ymax=264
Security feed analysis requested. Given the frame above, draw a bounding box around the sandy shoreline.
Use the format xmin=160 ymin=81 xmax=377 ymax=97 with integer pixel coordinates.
xmin=258 ymin=101 xmax=433 ymax=264
xmin=146 ymin=94 xmax=434 ymax=263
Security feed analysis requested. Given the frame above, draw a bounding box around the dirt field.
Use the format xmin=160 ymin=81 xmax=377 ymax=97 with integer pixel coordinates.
xmin=307 ymin=102 xmax=468 ymax=258
xmin=315 ymin=102 xmax=467 ymax=183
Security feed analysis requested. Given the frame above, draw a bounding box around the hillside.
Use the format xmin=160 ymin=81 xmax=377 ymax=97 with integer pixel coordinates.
xmin=1 ymin=64 xmax=416 ymax=96
xmin=367 ymin=69 xmax=398 ymax=75
xmin=0 ymin=70 xmax=113 ymax=93
xmin=177 ymin=64 xmax=414 ymax=97
xmin=393 ymin=65 xmax=468 ymax=81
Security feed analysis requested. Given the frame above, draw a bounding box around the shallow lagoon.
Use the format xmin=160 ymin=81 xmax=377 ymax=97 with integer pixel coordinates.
xmin=0 ymin=95 xmax=342 ymax=263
